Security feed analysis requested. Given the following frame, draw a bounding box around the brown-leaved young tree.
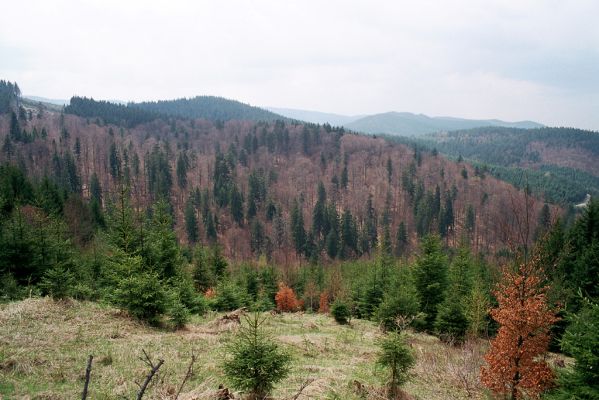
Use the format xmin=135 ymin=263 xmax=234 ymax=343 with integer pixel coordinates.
xmin=481 ymin=256 xmax=557 ymax=399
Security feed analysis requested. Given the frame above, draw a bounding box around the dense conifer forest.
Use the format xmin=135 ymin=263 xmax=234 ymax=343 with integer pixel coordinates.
xmin=401 ymin=126 xmax=599 ymax=204
xmin=132 ymin=96 xmax=287 ymax=122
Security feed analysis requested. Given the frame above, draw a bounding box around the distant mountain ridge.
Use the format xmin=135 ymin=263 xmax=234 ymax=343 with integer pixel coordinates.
xmin=27 ymin=94 xmax=542 ymax=134
xmin=267 ymin=107 xmax=543 ymax=136
xmin=23 ymin=95 xmax=68 ymax=106
xmin=267 ymin=107 xmax=364 ymax=126
xmin=344 ymin=111 xmax=543 ymax=136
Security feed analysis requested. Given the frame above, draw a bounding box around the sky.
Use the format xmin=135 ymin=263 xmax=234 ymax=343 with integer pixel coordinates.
xmin=1 ymin=0 xmax=598 ymax=129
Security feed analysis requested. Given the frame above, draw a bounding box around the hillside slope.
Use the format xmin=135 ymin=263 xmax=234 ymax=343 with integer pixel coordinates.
xmin=0 ymin=103 xmax=550 ymax=262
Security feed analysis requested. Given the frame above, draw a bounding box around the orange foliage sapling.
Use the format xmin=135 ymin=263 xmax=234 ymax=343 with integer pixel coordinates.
xmin=480 ymin=256 xmax=557 ymax=399
xmin=275 ymin=283 xmax=300 ymax=312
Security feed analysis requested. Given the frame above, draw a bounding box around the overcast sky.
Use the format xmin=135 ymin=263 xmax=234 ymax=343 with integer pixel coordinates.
xmin=1 ymin=0 xmax=598 ymax=129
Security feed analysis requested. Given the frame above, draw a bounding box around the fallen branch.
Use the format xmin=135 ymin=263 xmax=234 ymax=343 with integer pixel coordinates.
xmin=136 ymin=349 xmax=164 ymax=400
xmin=175 ymin=351 xmax=196 ymax=399
xmin=290 ymin=378 xmax=314 ymax=400
xmin=81 ymin=355 xmax=93 ymax=400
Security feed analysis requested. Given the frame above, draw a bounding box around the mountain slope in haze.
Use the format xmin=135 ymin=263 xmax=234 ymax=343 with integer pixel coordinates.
xmin=24 ymin=95 xmax=68 ymax=106
xmin=345 ymin=111 xmax=543 ymax=136
xmin=267 ymin=107 xmax=364 ymax=126
xmin=133 ymin=96 xmax=286 ymax=122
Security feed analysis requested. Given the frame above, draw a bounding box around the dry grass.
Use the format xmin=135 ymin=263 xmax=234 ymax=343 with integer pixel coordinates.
xmin=0 ymin=298 xmax=490 ymax=399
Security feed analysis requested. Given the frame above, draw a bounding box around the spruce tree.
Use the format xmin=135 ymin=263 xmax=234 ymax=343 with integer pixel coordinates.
xmin=230 ymin=184 xmax=244 ymax=226
xmin=176 ymin=152 xmax=188 ymax=188
xmin=340 ymin=209 xmax=358 ymax=258
xmin=109 ymin=142 xmax=121 ymax=179
xmin=209 ymin=244 xmax=228 ymax=279
xmin=395 ymin=222 xmax=408 ymax=257
xmin=312 ymin=182 xmax=327 ymax=239
xmin=546 ymin=299 xmax=599 ymax=400
xmin=184 ymin=200 xmax=198 ymax=244
xmin=106 ymin=185 xmax=139 ymax=255
xmin=250 ymin=218 xmax=265 ymax=255
xmin=376 ymin=332 xmax=415 ymax=399
xmin=377 ymin=268 xmax=420 ymax=332
xmin=143 ymin=200 xmax=182 ymax=279
xmin=193 ymin=246 xmax=214 ymax=291
xmin=223 ymin=313 xmax=291 ymax=400
xmin=89 ymin=172 xmax=102 ymax=204
xmin=9 ymin=112 xmax=20 ymax=141
xmin=414 ymin=234 xmax=448 ymax=331
xmin=290 ymin=200 xmax=307 ymax=257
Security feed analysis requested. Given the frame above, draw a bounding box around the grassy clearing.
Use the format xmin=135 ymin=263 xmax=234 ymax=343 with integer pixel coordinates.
xmin=1 ymin=298 xmax=489 ymax=399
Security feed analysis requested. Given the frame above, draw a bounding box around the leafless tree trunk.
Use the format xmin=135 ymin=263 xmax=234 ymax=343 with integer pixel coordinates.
xmin=81 ymin=355 xmax=93 ymax=400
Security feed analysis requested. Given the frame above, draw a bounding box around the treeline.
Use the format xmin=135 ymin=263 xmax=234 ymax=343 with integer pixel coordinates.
xmin=132 ymin=96 xmax=285 ymax=122
xmin=64 ymin=97 xmax=163 ymax=128
xmin=64 ymin=96 xmax=288 ymax=129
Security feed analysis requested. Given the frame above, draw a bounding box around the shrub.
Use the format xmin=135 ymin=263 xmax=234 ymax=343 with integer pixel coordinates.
xmin=0 ymin=273 xmax=25 ymax=301
xmin=194 ymin=294 xmax=209 ymax=315
xmin=331 ymin=298 xmax=351 ymax=324
xmin=376 ymin=332 xmax=415 ymax=399
xmin=223 ymin=313 xmax=291 ymax=399
xmin=168 ymin=298 xmax=190 ymax=330
xmin=358 ymin=284 xmax=385 ymax=320
xmin=376 ymin=285 xmax=420 ymax=332
xmin=318 ymin=291 xmax=330 ymax=313
xmin=250 ymin=290 xmax=276 ymax=312
xmin=211 ymin=281 xmax=245 ymax=311
xmin=174 ymin=277 xmax=206 ymax=314
xmin=275 ymin=283 xmax=300 ymax=312
xmin=39 ymin=264 xmax=75 ymax=300
xmin=113 ymin=271 xmax=167 ymax=325
xmin=546 ymin=299 xmax=599 ymax=399
xmin=435 ymin=298 xmax=469 ymax=343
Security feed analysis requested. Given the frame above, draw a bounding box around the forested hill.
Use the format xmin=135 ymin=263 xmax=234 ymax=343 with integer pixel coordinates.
xmin=0 ymin=95 xmax=553 ymax=264
xmin=64 ymin=96 xmax=287 ymax=128
xmin=405 ymin=126 xmax=599 ymax=205
xmin=132 ymin=96 xmax=286 ymax=122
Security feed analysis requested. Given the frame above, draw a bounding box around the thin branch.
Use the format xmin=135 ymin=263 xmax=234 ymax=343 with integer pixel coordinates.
xmin=81 ymin=355 xmax=93 ymax=400
xmin=174 ymin=352 xmax=196 ymax=400
xmin=290 ymin=378 xmax=314 ymax=400
xmin=136 ymin=349 xmax=164 ymax=400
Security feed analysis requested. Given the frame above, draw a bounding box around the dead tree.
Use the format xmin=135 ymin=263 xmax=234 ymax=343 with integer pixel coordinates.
xmin=136 ymin=349 xmax=164 ymax=400
xmin=81 ymin=355 xmax=93 ymax=400
xmin=175 ymin=352 xmax=196 ymax=400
